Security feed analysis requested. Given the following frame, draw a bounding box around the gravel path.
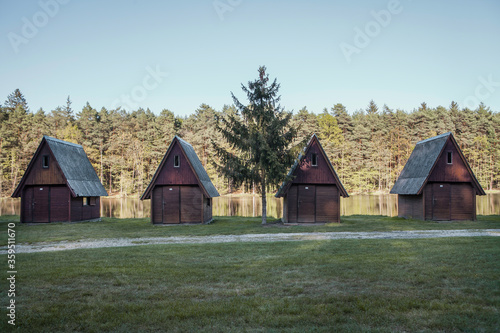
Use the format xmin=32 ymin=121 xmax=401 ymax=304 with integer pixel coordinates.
xmin=2 ymin=229 xmax=499 ymax=254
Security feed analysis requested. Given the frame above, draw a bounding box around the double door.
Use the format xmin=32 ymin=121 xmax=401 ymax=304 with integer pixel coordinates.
xmin=152 ymin=185 xmax=202 ymax=224
xmin=22 ymin=186 xmax=69 ymax=223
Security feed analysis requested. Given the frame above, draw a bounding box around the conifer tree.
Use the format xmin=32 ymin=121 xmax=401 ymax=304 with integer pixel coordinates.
xmin=213 ymin=66 xmax=300 ymax=224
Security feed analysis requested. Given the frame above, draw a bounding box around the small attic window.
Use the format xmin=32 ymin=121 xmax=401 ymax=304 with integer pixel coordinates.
xmin=174 ymin=155 xmax=180 ymax=168
xmin=447 ymin=151 xmax=452 ymax=164
xmin=42 ymin=155 xmax=49 ymax=168
xmin=311 ymin=153 xmax=318 ymax=167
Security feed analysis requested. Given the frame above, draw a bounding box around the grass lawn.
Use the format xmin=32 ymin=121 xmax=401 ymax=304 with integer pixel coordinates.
xmin=1 ymin=215 xmax=500 ymax=245
xmin=0 ymin=237 xmax=499 ymax=332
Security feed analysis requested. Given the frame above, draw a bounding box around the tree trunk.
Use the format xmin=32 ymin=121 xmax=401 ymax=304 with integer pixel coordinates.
xmin=261 ymin=171 xmax=267 ymax=224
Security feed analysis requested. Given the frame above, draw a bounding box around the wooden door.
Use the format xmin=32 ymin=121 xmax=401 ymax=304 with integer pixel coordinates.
xmin=286 ymin=185 xmax=298 ymax=223
xmin=180 ymin=186 xmax=202 ymax=223
xmin=50 ymin=186 xmax=69 ymax=222
xmin=450 ymin=183 xmax=474 ymax=220
xmin=297 ymin=185 xmax=315 ymax=223
xmin=432 ymin=183 xmax=451 ymax=220
xmin=163 ymin=186 xmax=180 ymax=224
xmin=22 ymin=187 xmax=34 ymax=223
xmin=152 ymin=186 xmax=163 ymax=224
xmin=316 ymin=185 xmax=338 ymax=223
xmin=33 ymin=186 xmax=50 ymax=223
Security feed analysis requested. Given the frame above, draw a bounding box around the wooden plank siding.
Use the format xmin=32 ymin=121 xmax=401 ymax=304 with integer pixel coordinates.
xmin=291 ymin=141 xmax=336 ymax=185
xmin=49 ymin=186 xmax=70 ymax=222
xmin=164 ymin=186 xmax=180 ymax=224
xmin=297 ymin=185 xmax=316 ymax=223
xmin=21 ymin=144 xmax=66 ymax=187
xmin=428 ymin=139 xmax=473 ymax=183
xmin=70 ymin=196 xmax=100 ymax=222
xmin=21 ymin=187 xmax=34 ymax=223
xmin=180 ymin=186 xmax=202 ymax=223
xmin=316 ymin=185 xmax=339 ymax=223
xmin=397 ymin=195 xmax=424 ymax=220
xmin=450 ymin=183 xmax=474 ymax=220
xmin=287 ymin=186 xmax=298 ymax=223
xmin=154 ymin=144 xmax=199 ymax=186
xmin=285 ymin=184 xmax=340 ymax=223
xmin=424 ymin=184 xmax=433 ymax=220
xmin=151 ymin=185 xmax=206 ymax=224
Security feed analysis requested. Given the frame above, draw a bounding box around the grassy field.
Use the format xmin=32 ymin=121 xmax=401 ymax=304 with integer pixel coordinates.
xmin=1 ymin=214 xmax=500 ymax=245
xmin=0 ymin=237 xmax=499 ymax=332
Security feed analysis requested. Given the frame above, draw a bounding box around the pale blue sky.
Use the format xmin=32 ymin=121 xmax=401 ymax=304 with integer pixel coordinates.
xmin=1 ymin=0 xmax=499 ymax=116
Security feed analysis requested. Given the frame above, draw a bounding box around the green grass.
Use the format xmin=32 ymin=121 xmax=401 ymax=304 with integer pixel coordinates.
xmin=1 ymin=215 xmax=500 ymax=246
xmin=1 ymin=238 xmax=499 ymax=332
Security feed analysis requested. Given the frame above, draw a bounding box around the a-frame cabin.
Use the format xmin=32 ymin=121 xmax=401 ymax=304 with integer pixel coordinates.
xmin=12 ymin=136 xmax=108 ymax=223
xmin=390 ymin=132 xmax=485 ymax=220
xmin=140 ymin=136 xmax=219 ymax=224
xmin=276 ymin=134 xmax=349 ymax=224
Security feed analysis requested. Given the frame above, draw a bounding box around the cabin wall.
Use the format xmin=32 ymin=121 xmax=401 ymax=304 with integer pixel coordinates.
xmin=450 ymin=183 xmax=475 ymax=220
xmin=316 ymin=185 xmax=339 ymax=223
xmin=180 ymin=186 xmax=202 ymax=223
xmin=398 ymin=194 xmax=424 ymax=220
xmin=428 ymin=139 xmax=473 ymax=183
xmin=22 ymin=143 xmax=66 ymax=186
xmin=20 ymin=185 xmax=101 ymax=223
xmin=424 ymin=184 xmax=433 ymax=220
xmin=282 ymin=194 xmax=288 ymax=223
xmin=70 ymin=196 xmax=100 ymax=222
xmin=292 ymin=141 xmax=336 ymax=185
xmin=286 ymin=185 xmax=298 ymax=223
xmin=154 ymin=143 xmax=199 ymax=186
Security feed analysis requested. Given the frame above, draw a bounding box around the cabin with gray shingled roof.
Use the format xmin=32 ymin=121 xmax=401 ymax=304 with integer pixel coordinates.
xmin=390 ymin=132 xmax=485 ymax=220
xmin=276 ymin=134 xmax=348 ymax=224
xmin=12 ymin=136 xmax=108 ymax=223
xmin=141 ymin=136 xmax=219 ymax=224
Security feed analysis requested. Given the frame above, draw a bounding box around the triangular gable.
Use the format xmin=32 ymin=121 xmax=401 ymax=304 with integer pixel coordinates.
xmin=390 ymin=132 xmax=485 ymax=195
xmin=275 ymin=134 xmax=348 ymax=198
xmin=140 ymin=136 xmax=219 ymax=200
xmin=12 ymin=136 xmax=107 ymax=198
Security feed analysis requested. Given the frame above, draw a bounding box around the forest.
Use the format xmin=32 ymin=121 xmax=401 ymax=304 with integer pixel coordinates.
xmin=1 ymin=88 xmax=498 ymax=198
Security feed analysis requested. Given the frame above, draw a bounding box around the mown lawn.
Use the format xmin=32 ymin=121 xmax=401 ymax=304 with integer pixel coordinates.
xmin=0 ymin=237 xmax=499 ymax=332
xmin=1 ymin=215 xmax=500 ymax=245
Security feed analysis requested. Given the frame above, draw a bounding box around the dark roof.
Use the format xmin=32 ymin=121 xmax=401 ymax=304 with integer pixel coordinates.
xmin=275 ymin=134 xmax=349 ymax=198
xmin=12 ymin=136 xmax=108 ymax=197
xmin=176 ymin=136 xmax=220 ymax=198
xmin=141 ymin=136 xmax=219 ymax=199
xmin=390 ymin=132 xmax=485 ymax=195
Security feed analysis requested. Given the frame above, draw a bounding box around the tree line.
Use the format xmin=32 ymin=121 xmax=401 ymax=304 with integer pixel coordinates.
xmin=1 ymin=88 xmax=498 ymax=198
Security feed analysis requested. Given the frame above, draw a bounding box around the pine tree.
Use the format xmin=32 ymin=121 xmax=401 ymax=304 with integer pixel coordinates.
xmin=213 ymin=66 xmax=300 ymax=224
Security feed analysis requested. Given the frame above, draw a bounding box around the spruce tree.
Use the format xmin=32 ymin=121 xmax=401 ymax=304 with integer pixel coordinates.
xmin=213 ymin=66 xmax=300 ymax=224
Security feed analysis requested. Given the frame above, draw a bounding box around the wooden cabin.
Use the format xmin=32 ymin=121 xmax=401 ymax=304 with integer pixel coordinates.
xmin=276 ymin=134 xmax=349 ymax=224
xmin=12 ymin=136 xmax=108 ymax=223
xmin=141 ymin=136 xmax=219 ymax=224
xmin=390 ymin=132 xmax=485 ymax=221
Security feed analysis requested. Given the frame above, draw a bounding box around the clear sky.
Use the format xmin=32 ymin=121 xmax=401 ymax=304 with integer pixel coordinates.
xmin=1 ymin=0 xmax=499 ymax=117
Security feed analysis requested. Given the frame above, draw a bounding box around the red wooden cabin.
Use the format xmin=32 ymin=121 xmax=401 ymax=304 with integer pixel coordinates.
xmin=141 ymin=136 xmax=219 ymax=224
xmin=390 ymin=132 xmax=485 ymax=220
xmin=12 ymin=136 xmax=108 ymax=223
xmin=276 ymin=134 xmax=349 ymax=224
